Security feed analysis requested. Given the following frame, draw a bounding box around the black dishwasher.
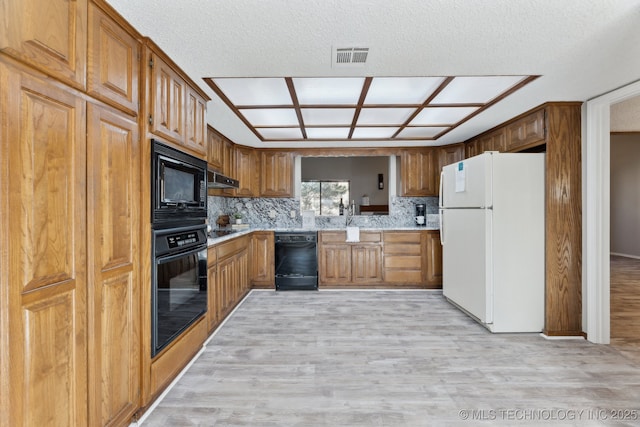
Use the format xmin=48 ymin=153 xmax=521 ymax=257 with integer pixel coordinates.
xmin=274 ymin=231 xmax=318 ymax=290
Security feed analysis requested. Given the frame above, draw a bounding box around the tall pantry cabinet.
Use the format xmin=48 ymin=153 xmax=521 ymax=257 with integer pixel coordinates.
xmin=0 ymin=0 xmax=142 ymax=426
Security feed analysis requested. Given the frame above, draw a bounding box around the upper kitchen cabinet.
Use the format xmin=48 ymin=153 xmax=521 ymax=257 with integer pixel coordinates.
xmin=235 ymin=145 xmax=258 ymax=197
xmin=400 ymin=148 xmax=437 ymax=196
xmin=207 ymin=125 xmax=224 ymax=170
xmin=185 ymin=86 xmax=207 ymax=155
xmin=260 ymin=150 xmax=294 ymax=197
xmin=482 ymin=128 xmax=507 ymax=152
xmin=505 ymin=109 xmax=545 ymax=152
xmin=144 ymin=38 xmax=210 ymax=158
xmin=0 ymin=0 xmax=87 ymax=90
xmin=436 ymin=143 xmax=465 ymax=190
xmin=87 ymin=0 xmax=141 ymax=116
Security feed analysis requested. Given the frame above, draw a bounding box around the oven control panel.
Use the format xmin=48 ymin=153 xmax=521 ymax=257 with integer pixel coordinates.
xmin=167 ymin=231 xmax=200 ymax=248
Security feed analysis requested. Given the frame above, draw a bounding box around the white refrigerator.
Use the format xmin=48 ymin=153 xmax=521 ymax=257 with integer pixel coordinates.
xmin=439 ymin=152 xmax=545 ymax=332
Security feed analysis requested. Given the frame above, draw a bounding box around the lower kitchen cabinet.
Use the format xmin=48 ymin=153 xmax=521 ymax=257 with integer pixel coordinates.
xmin=251 ymin=231 xmax=274 ymax=288
xmin=317 ymin=230 xmax=443 ymax=288
xmin=318 ymin=231 xmax=383 ymax=286
xmin=208 ymin=234 xmax=251 ymax=332
xmin=425 ymin=231 xmax=443 ymax=286
xmin=383 ymin=231 xmax=425 ymax=285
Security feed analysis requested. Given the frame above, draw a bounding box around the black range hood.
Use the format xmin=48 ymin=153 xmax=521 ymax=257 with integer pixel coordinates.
xmin=207 ymin=169 xmax=239 ymax=189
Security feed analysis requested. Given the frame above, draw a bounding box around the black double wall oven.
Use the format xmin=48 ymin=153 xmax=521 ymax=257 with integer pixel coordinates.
xmin=151 ymin=140 xmax=208 ymax=357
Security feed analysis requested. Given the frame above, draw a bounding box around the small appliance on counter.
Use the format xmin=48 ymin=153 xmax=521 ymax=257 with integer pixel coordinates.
xmin=415 ymin=203 xmax=426 ymax=226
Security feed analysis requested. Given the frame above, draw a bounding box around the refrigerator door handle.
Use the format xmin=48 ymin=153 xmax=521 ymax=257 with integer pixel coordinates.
xmin=439 ymin=209 xmax=445 ymax=245
xmin=439 ymin=170 xmax=445 ymax=208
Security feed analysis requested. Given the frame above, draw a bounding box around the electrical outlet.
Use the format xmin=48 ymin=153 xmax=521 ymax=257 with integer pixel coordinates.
xmin=268 ymin=210 xmax=276 ymax=219
xmin=290 ymin=210 xmax=296 ymax=218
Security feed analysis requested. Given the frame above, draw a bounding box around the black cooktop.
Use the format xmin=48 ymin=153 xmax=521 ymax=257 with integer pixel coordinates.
xmin=208 ymin=229 xmax=238 ymax=239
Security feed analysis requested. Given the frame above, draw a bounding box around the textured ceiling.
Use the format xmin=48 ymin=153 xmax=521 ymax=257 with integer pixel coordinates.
xmin=105 ymin=0 xmax=640 ymax=147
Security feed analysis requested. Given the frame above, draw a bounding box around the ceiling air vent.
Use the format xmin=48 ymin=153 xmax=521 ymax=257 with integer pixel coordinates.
xmin=332 ymin=46 xmax=369 ymax=67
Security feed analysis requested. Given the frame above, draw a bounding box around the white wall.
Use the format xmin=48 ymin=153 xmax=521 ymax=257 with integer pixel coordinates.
xmin=610 ymin=133 xmax=640 ymax=257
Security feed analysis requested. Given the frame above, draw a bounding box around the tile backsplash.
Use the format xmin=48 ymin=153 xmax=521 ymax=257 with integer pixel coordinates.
xmin=208 ymin=196 xmax=439 ymax=229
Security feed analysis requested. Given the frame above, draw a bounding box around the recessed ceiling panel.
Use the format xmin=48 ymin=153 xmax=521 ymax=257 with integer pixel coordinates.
xmin=293 ymin=77 xmax=365 ymax=105
xmin=212 ymin=78 xmax=292 ymax=105
xmin=410 ymin=107 xmax=480 ymax=126
xmin=397 ymin=127 xmax=449 ymax=138
xmin=306 ymin=127 xmax=351 ymax=139
xmin=301 ymin=108 xmax=355 ymax=125
xmin=357 ymin=108 xmax=415 ymax=125
xmin=240 ymin=108 xmax=299 ymax=126
xmin=351 ymin=127 xmax=398 ymax=139
xmin=432 ymin=76 xmax=526 ymax=104
xmin=203 ymin=75 xmax=537 ymax=143
xmin=257 ymin=128 xmax=303 ymax=139
xmin=364 ymin=77 xmax=445 ymax=104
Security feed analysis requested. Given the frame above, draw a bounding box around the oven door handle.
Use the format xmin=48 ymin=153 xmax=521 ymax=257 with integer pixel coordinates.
xmin=156 ymin=245 xmax=207 ymax=264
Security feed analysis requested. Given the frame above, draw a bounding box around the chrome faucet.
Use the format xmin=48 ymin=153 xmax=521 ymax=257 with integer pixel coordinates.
xmin=346 ymin=200 xmax=356 ymax=226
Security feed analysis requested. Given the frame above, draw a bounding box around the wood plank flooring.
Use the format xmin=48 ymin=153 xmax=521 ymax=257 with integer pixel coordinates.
xmin=610 ymin=255 xmax=640 ymax=346
xmin=138 ymin=290 xmax=640 ymax=426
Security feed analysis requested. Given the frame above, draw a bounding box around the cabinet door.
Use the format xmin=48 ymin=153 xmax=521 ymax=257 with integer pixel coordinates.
xmin=235 ymin=146 xmax=257 ymax=197
xmin=86 ymin=103 xmax=140 ymax=426
xmin=149 ymin=53 xmax=186 ymax=145
xmin=207 ymin=126 xmax=224 ymax=170
xmin=217 ymin=257 xmax=234 ymax=317
xmin=0 ymin=63 xmax=88 ymax=426
xmin=425 ymin=231 xmax=443 ymax=287
xmin=87 ymin=1 xmax=140 ymax=115
xmin=437 ymin=143 xmax=465 ymax=193
xmin=401 ymin=148 xmax=436 ymax=196
xmin=0 ymin=0 xmax=87 ymax=89
xmin=251 ymin=232 xmax=275 ymax=288
xmin=185 ymin=86 xmax=207 ymax=156
xmin=206 ymin=248 xmax=219 ymax=333
xmin=352 ymin=245 xmax=383 ymax=284
xmin=260 ymin=151 xmax=293 ymax=197
xmin=506 ymin=109 xmax=545 ymax=151
xmin=318 ymin=245 xmax=351 ymax=284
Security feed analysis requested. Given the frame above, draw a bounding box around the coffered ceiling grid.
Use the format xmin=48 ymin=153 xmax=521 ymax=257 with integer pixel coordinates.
xmin=204 ymin=75 xmax=539 ymax=142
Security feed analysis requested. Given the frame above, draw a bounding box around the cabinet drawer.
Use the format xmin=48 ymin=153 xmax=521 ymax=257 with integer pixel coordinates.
xmin=383 ymin=231 xmax=422 ymax=244
xmin=384 ymin=242 xmax=422 ymax=255
xmin=319 ymin=231 xmax=382 ymax=243
xmin=384 ymin=270 xmax=423 ymax=283
xmin=384 ymin=255 xmax=422 ymax=269
xmin=216 ymin=235 xmax=250 ymax=259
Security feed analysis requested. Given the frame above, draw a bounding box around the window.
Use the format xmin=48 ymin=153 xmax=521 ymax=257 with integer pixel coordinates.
xmin=301 ymin=181 xmax=349 ymax=215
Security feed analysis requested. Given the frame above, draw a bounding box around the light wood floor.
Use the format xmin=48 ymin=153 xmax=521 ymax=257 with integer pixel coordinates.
xmin=610 ymin=255 xmax=640 ymax=346
xmin=139 ymin=290 xmax=640 ymax=426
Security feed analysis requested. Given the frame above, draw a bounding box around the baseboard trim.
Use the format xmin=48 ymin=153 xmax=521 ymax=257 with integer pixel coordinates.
xmin=611 ymin=252 xmax=640 ymax=260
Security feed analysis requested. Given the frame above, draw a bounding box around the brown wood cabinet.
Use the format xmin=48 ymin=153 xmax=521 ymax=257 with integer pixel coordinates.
xmin=383 ymin=231 xmax=425 ymax=285
xmin=0 ymin=0 xmax=87 ymax=89
xmin=0 ymin=61 xmax=88 ymax=427
xmin=86 ymin=102 xmax=140 ymax=427
xmin=400 ymin=148 xmax=437 ymax=196
xmin=260 ymin=150 xmax=294 ymax=197
xmin=235 ymin=146 xmax=258 ymax=197
xmin=436 ymin=143 xmax=465 ymax=191
xmin=425 ymin=231 xmax=442 ymax=286
xmin=208 ymin=235 xmax=251 ymax=330
xmin=87 ymin=0 xmax=141 ymax=115
xmin=318 ymin=231 xmax=383 ymax=286
xmin=145 ymin=39 xmax=209 ymax=158
xmin=251 ymin=231 xmax=275 ymax=288
xmin=207 ymin=125 xmax=225 ymax=171
xmin=505 ymin=109 xmax=545 ymax=152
